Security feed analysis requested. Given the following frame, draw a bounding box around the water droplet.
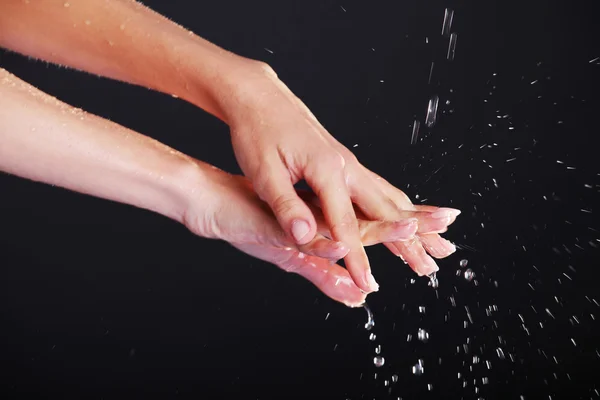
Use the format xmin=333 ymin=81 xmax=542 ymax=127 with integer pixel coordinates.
xmin=425 ymin=95 xmax=439 ymax=128
xmin=447 ymin=32 xmax=458 ymax=61
xmin=369 ymin=333 xmax=376 ymax=341
xmin=419 ymin=306 xmax=426 ymax=314
xmin=459 ymin=259 xmax=468 ymax=268
xmin=464 ymin=268 xmax=475 ymax=281
xmin=374 ymin=356 xmax=385 ymax=367
xmin=428 ymin=271 xmax=439 ymax=289
xmin=375 ymin=344 xmax=381 ymax=354
xmin=417 ymin=328 xmax=430 ymax=342
xmin=363 ymin=303 xmax=375 ymax=330
xmin=412 ymin=359 xmax=424 ymax=375
xmin=411 ymin=119 xmax=421 ymax=144
xmin=496 ymin=348 xmax=506 ymax=360
xmin=441 ymin=8 xmax=454 ymax=36
xmin=391 ymin=374 xmax=398 ymax=383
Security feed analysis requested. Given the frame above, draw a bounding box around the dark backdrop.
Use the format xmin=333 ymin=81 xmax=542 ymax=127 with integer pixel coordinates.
xmin=1 ymin=0 xmax=599 ymax=399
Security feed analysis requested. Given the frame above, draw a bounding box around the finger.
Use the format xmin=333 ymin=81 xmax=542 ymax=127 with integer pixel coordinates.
xmin=415 ymin=205 xmax=461 ymax=225
xmin=358 ymin=219 xmax=419 ymax=246
xmin=419 ymin=233 xmax=456 ymax=259
xmin=290 ymin=256 xmax=367 ymax=308
xmin=385 ymin=240 xmax=439 ymax=277
xmin=302 ymin=189 xmax=450 ymax=236
xmin=307 ymin=166 xmax=378 ymax=293
xmin=348 ymin=178 xmax=441 ymax=276
xmin=297 ymin=236 xmax=350 ymax=262
xmin=316 ymin=217 xmax=418 ymax=245
xmin=252 ymin=162 xmax=317 ymax=246
xmin=232 ymin=242 xmax=367 ymax=307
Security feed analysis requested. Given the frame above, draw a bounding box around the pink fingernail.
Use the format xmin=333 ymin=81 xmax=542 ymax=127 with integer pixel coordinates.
xmin=430 ymin=208 xmax=461 ymax=219
xmin=419 ymin=257 xmax=439 ymax=277
xmin=291 ymin=219 xmax=310 ymax=243
xmin=444 ymin=240 xmax=457 ymax=254
xmin=364 ymin=270 xmax=379 ymax=292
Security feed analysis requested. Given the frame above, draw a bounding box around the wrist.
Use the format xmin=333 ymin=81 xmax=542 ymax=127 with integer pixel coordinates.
xmin=179 ymin=46 xmax=277 ymax=125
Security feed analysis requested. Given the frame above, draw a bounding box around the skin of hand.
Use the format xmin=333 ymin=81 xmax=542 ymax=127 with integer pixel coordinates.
xmin=185 ymin=168 xmax=424 ymax=307
xmin=0 ymin=0 xmax=461 ymax=295
xmin=218 ymin=67 xmax=461 ymax=293
xmin=0 ymin=67 xmax=435 ymax=307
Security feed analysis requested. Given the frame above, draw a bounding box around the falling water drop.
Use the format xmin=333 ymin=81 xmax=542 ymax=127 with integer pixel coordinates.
xmin=375 ymin=345 xmax=382 ymax=354
xmin=369 ymin=333 xmax=376 ymax=341
xmin=425 ymin=95 xmax=440 ymax=128
xmin=428 ymin=271 xmax=439 ymax=289
xmin=464 ymin=269 xmax=475 ymax=281
xmin=374 ymin=356 xmax=385 ymax=367
xmin=364 ymin=303 xmax=375 ymax=330
xmin=496 ymin=348 xmax=506 ymax=360
xmin=441 ymin=8 xmax=454 ymax=37
xmin=412 ymin=359 xmax=425 ymax=375
xmin=447 ymin=33 xmax=458 ymax=61
xmin=460 ymin=259 xmax=469 ymax=268
xmin=418 ymin=328 xmax=430 ymax=342
xmin=411 ymin=120 xmax=421 ymax=144
xmin=391 ymin=374 xmax=398 ymax=383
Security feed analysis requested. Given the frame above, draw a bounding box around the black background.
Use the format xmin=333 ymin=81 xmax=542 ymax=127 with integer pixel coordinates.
xmin=1 ymin=0 xmax=599 ymax=399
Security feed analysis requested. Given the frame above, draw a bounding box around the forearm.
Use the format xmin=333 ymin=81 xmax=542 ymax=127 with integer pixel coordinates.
xmin=0 ymin=0 xmax=255 ymax=122
xmin=0 ymin=68 xmax=205 ymax=222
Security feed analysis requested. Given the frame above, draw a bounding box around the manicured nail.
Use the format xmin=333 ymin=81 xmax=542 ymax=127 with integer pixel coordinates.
xmin=430 ymin=208 xmax=462 ymax=220
xmin=443 ymin=240 xmax=457 ymax=254
xmin=419 ymin=257 xmax=440 ymax=276
xmin=364 ymin=270 xmax=379 ymax=292
xmin=291 ymin=219 xmax=310 ymax=243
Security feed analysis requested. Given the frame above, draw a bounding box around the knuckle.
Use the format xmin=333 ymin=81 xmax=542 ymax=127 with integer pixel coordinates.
xmin=271 ymin=193 xmax=299 ymax=215
xmin=329 ymin=211 xmax=359 ymax=238
xmin=254 ymin=61 xmax=278 ymax=78
xmin=251 ymin=164 xmax=275 ymax=199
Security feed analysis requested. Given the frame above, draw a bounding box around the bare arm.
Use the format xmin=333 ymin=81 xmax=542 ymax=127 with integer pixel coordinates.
xmin=0 ymin=67 xmax=203 ymax=222
xmin=0 ymin=0 xmax=255 ymax=122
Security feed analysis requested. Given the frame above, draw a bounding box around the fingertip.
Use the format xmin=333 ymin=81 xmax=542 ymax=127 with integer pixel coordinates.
xmin=291 ymin=219 xmax=314 ymax=245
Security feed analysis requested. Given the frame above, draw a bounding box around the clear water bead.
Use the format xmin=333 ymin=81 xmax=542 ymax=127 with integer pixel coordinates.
xmin=364 ymin=304 xmax=375 ymax=330
xmin=459 ymin=259 xmax=469 ymax=268
xmin=369 ymin=333 xmax=376 ymax=341
xmin=418 ymin=328 xmax=430 ymax=342
xmin=464 ymin=268 xmax=475 ymax=281
xmin=412 ymin=359 xmax=425 ymax=375
xmin=374 ymin=356 xmax=385 ymax=367
xmin=428 ymin=271 xmax=439 ymax=289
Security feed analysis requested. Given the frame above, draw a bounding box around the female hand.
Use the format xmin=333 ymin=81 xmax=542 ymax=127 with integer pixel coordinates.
xmin=182 ymin=164 xmax=457 ymax=307
xmin=220 ymin=63 xmax=461 ymax=294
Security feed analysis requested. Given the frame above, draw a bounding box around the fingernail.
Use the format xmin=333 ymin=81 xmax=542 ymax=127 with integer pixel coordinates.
xmin=419 ymin=257 xmax=439 ymax=277
xmin=364 ymin=270 xmax=379 ymax=292
xmin=291 ymin=219 xmax=310 ymax=243
xmin=443 ymin=240 xmax=457 ymax=254
xmin=430 ymin=208 xmax=462 ymax=220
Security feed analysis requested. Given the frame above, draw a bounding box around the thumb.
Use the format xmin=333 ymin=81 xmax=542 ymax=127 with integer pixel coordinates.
xmin=252 ymin=164 xmax=317 ymax=245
